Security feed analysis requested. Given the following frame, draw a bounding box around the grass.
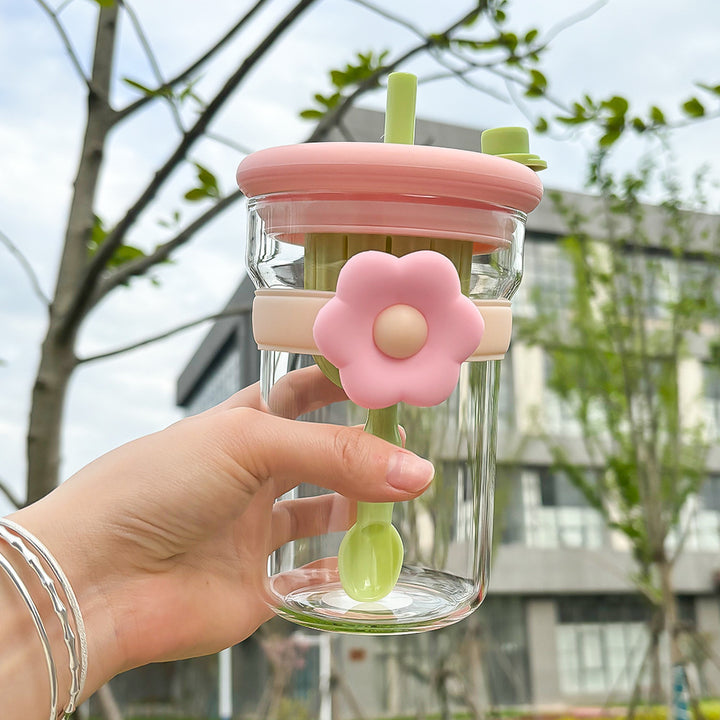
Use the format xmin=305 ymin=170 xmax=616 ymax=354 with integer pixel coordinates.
xmin=87 ymin=700 xmax=720 ymax=720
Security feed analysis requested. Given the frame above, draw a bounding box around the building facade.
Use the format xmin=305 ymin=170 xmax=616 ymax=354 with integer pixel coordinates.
xmin=170 ymin=111 xmax=720 ymax=717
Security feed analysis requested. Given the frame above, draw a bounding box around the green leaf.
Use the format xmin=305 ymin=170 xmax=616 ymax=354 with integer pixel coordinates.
xmin=631 ymin=117 xmax=647 ymax=132
xmin=184 ymin=188 xmax=210 ymax=202
xmin=525 ymin=68 xmax=547 ymax=97
xmin=524 ymin=29 xmax=539 ymax=44
xmin=599 ymin=128 xmax=622 ymax=147
xmin=300 ymin=109 xmax=325 ymax=120
xmin=90 ymin=215 xmax=108 ymax=251
xmin=602 ymin=95 xmax=629 ymax=117
xmin=325 ymin=92 xmax=341 ymax=109
xmin=429 ymin=33 xmax=451 ymax=49
xmin=556 ymin=103 xmax=589 ymax=125
xmin=649 ymin=105 xmax=666 ymax=125
xmin=330 ymin=70 xmax=349 ymax=89
xmin=194 ymin=163 xmax=219 ymax=193
xmin=499 ymin=32 xmax=518 ymax=51
xmin=535 ymin=117 xmax=549 ymax=133
xmin=122 ymin=77 xmax=164 ymax=97
xmin=110 ymin=244 xmax=145 ymax=266
xmin=463 ymin=8 xmax=482 ymax=26
xmin=682 ymin=97 xmax=705 ymax=117
xmin=697 ymin=82 xmax=720 ymax=95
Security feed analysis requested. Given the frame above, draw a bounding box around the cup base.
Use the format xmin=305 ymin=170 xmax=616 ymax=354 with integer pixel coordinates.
xmin=268 ymin=565 xmax=483 ymax=634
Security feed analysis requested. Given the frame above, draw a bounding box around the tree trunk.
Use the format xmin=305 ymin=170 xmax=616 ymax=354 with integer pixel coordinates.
xmin=659 ymin=555 xmax=682 ymax=719
xmin=26 ymin=330 xmax=77 ymax=502
xmin=641 ymin=607 xmax=664 ymax=705
xmin=25 ymin=5 xmax=118 ymax=502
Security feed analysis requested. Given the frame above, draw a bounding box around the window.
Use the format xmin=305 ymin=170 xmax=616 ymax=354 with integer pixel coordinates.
xmin=557 ymin=621 xmax=646 ymax=695
xmin=680 ymin=257 xmax=720 ymax=321
xmin=543 ymin=353 xmax=584 ymax=437
xmin=702 ymin=364 xmax=720 ymax=440
xmin=556 ymin=596 xmax=696 ymax=697
xmin=514 ymin=235 xmax=574 ymax=317
xmin=700 ymin=474 xmax=720 ymax=513
xmin=522 ymin=468 xmax=605 ymax=549
xmin=638 ymin=253 xmax=678 ymax=319
xmin=669 ymin=474 xmax=720 ymax=552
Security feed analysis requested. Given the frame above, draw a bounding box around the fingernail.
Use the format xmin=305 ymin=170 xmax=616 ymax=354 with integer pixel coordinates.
xmin=387 ymin=451 xmax=435 ymax=492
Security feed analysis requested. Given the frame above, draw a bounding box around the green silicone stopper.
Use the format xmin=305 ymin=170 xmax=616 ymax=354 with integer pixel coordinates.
xmin=481 ymin=126 xmax=547 ymax=171
xmin=384 ymin=72 xmax=417 ymax=145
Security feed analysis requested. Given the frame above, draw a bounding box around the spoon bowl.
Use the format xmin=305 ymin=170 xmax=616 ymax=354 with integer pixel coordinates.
xmin=338 ymin=508 xmax=404 ymax=602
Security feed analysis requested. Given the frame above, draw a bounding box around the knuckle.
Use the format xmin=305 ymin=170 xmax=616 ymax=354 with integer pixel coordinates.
xmin=333 ymin=426 xmax=367 ymax=474
xmin=210 ymin=406 xmax=267 ymax=488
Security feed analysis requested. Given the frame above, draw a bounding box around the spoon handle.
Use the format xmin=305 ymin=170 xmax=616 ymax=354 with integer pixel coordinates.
xmin=364 ymin=405 xmax=402 ymax=447
xmin=358 ymin=405 xmax=402 ymax=528
xmin=356 ymin=501 xmax=394 ymax=525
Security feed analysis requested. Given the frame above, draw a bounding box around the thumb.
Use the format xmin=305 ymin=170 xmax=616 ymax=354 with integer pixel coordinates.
xmin=209 ymin=407 xmax=435 ymax=502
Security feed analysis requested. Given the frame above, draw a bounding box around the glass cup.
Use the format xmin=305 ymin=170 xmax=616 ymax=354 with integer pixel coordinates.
xmin=237 ymin=140 xmax=543 ymax=633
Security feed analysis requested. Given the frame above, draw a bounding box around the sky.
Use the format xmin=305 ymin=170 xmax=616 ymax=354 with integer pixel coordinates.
xmin=1 ymin=0 xmax=719 ymax=512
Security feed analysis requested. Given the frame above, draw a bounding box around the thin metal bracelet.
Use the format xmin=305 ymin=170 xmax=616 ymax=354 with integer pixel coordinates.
xmin=0 ymin=518 xmax=88 ymax=713
xmin=0 ymin=518 xmax=89 ymax=698
xmin=0 ymin=526 xmax=81 ymax=717
xmin=0 ymin=551 xmax=58 ymax=720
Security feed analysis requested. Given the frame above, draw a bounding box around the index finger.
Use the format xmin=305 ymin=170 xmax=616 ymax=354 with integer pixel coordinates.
xmin=202 ymin=363 xmax=347 ymax=420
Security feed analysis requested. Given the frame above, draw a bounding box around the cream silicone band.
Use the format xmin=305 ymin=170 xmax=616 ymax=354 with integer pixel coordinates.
xmin=252 ymin=288 xmax=512 ymax=360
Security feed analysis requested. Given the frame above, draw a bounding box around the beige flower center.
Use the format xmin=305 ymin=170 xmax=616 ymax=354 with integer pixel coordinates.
xmin=373 ymin=304 xmax=428 ymax=359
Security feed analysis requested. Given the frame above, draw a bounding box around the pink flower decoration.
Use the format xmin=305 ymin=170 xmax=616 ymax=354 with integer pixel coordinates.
xmin=313 ymin=250 xmax=484 ymax=409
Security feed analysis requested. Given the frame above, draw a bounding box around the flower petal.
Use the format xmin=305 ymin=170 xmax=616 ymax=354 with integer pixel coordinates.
xmin=334 ymin=251 xmax=402 ymax=308
xmin=312 ymin=248 xmax=485 ymax=409
xmin=313 ymin=301 xmax=374 ymax=367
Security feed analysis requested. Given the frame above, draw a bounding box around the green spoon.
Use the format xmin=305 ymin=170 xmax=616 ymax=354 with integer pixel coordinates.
xmin=338 ymin=405 xmax=404 ymax=602
xmin=336 ymin=74 xmax=418 ymax=602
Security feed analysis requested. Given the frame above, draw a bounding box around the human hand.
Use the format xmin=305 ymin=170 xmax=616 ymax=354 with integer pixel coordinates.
xmin=7 ymin=365 xmax=434 ymax=704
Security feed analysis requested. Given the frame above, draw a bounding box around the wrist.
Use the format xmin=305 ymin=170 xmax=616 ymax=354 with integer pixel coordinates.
xmin=0 ymin=548 xmax=54 ymax=719
xmin=6 ymin=500 xmax=129 ymax=705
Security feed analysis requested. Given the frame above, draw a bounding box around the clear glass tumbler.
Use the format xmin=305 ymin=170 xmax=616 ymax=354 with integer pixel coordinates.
xmin=237 ymin=139 xmax=543 ymax=633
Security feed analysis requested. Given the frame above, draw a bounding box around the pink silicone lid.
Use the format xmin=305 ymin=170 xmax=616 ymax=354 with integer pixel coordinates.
xmin=236 ymin=142 xmax=543 ymax=213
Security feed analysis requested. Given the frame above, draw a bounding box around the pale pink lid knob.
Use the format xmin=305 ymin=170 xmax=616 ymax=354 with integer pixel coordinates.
xmin=373 ymin=304 xmax=428 ymax=359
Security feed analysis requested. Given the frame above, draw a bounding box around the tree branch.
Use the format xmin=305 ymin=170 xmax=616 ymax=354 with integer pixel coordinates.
xmin=0 ymin=230 xmax=50 ymax=305
xmin=64 ymin=0 xmax=318 ymax=338
xmin=305 ymin=4 xmax=488 ymax=142
xmin=76 ymin=308 xmax=247 ymax=364
xmin=120 ymin=0 xmax=186 ymax=134
xmin=348 ymin=0 xmax=597 ymax=116
xmin=417 ymin=65 xmax=510 ymax=105
xmin=347 ymin=0 xmax=426 ymax=37
xmin=53 ymin=4 xmax=118 ymax=345
xmin=90 ymin=188 xmax=243 ymax=306
xmin=205 ymin=132 xmax=254 ymax=156
xmin=114 ymin=0 xmax=271 ymax=123
xmin=33 ymin=0 xmax=91 ymax=89
xmin=540 ymin=0 xmax=609 ymax=48
xmin=0 ymin=477 xmax=23 ymax=510
xmin=119 ymin=1 xmax=260 ymax=158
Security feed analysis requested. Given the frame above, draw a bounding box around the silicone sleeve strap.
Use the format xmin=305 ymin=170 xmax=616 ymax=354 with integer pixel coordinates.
xmin=252 ymin=288 xmax=512 ymax=360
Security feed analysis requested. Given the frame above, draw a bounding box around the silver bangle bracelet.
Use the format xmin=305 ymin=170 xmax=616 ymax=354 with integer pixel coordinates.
xmin=0 ymin=518 xmax=88 ymax=715
xmin=0 ymin=525 xmax=81 ymax=717
xmin=0 ymin=550 xmax=59 ymax=720
xmin=0 ymin=518 xmax=89 ymax=700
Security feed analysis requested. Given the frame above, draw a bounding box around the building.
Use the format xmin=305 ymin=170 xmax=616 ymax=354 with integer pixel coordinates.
xmin=171 ymin=109 xmax=720 ymax=717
